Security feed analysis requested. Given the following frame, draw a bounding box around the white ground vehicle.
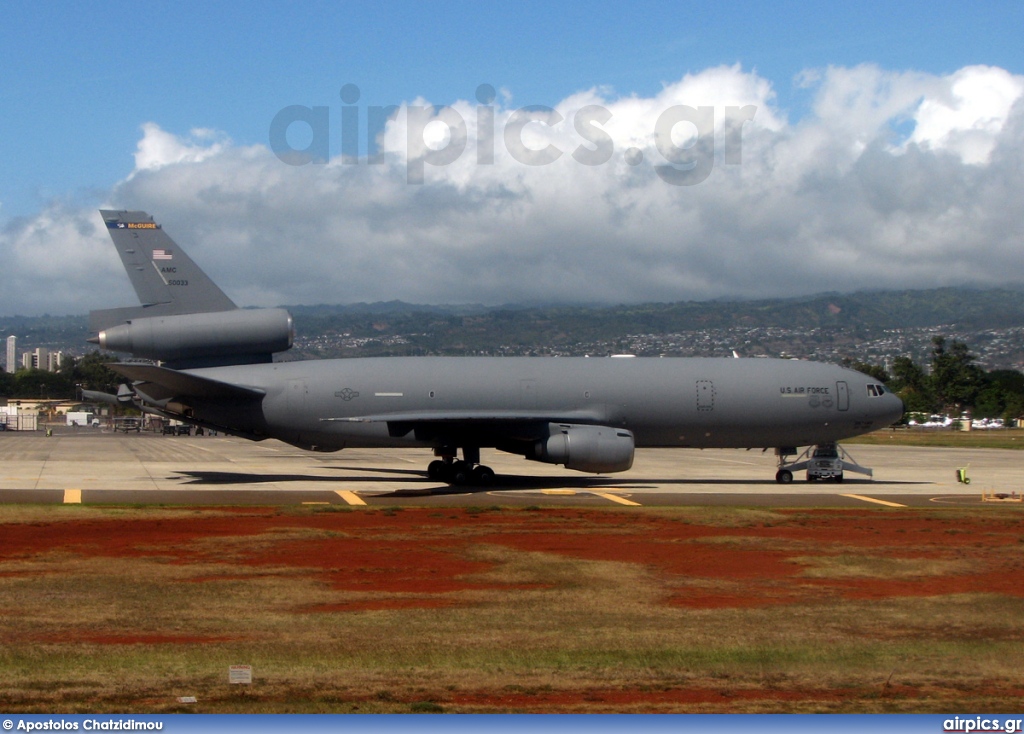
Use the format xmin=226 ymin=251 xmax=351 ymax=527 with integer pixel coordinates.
xmin=806 ymin=445 xmax=844 ymax=482
xmin=66 ymin=411 xmax=94 ymax=427
xmin=774 ymin=443 xmax=873 ymax=483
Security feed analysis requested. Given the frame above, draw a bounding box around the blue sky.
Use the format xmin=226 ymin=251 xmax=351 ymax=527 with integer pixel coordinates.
xmin=2 ymin=1 xmax=1024 ymax=315
xmin=3 ymin=0 xmax=1021 ymax=221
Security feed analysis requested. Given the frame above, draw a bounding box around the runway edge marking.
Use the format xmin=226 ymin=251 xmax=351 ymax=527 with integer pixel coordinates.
xmin=841 ymin=493 xmax=906 ymax=508
xmin=335 ymin=490 xmax=367 ymax=506
xmin=63 ymin=489 xmax=82 ymax=504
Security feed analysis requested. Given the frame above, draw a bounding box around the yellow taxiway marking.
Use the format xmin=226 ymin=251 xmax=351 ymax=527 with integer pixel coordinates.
xmin=63 ymin=489 xmax=82 ymax=504
xmin=335 ymin=490 xmax=366 ymax=506
xmin=841 ymin=494 xmax=906 ymax=508
xmin=541 ymin=489 xmax=577 ymax=495
xmin=592 ymin=491 xmax=641 ymax=506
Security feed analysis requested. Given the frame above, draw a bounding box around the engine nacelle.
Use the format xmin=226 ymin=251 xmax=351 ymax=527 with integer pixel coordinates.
xmin=529 ymin=423 xmax=635 ymax=474
xmin=95 ymin=308 xmax=293 ymax=364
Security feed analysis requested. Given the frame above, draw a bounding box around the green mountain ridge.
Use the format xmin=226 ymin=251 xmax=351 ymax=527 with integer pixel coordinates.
xmin=3 ymin=286 xmax=1024 ymax=354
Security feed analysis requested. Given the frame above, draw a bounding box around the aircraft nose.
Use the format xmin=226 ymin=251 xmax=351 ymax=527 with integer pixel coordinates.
xmin=885 ymin=394 xmax=905 ymax=426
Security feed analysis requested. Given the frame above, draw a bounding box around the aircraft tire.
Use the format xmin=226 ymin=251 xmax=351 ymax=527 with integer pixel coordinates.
xmin=449 ymin=461 xmax=472 ymax=486
xmin=775 ymin=469 xmax=793 ymax=484
xmin=471 ymin=465 xmax=496 ymax=486
xmin=427 ymin=460 xmax=446 ymax=481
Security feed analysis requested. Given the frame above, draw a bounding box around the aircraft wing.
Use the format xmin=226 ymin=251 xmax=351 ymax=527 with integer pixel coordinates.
xmin=108 ymin=363 xmax=266 ymax=403
xmin=322 ymin=409 xmax=604 ymax=424
xmin=322 ymin=409 xmax=609 ymax=441
xmin=321 ymin=407 xmax=614 ymax=440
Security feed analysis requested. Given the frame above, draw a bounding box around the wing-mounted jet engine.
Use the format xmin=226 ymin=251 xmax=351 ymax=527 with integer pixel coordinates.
xmin=529 ymin=423 xmax=635 ymax=473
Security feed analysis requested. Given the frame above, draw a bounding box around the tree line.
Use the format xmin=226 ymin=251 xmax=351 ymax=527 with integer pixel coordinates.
xmin=850 ymin=336 xmax=1024 ymax=421
xmin=0 ymin=352 xmax=121 ymax=401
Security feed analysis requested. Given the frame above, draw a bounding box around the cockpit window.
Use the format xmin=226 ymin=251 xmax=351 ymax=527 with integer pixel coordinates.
xmin=866 ymin=384 xmax=887 ymax=397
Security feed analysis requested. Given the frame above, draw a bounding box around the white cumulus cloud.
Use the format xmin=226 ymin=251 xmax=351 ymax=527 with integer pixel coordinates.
xmin=908 ymin=65 xmax=1024 ymax=164
xmin=1 ymin=63 xmax=1023 ymax=318
xmin=132 ymin=122 xmax=231 ymax=172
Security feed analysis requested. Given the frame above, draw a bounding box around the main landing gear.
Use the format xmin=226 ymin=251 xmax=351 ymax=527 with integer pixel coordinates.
xmin=426 ymin=447 xmax=496 ymax=487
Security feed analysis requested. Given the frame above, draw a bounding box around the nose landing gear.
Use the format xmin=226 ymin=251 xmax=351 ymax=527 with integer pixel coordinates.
xmin=774 ymin=444 xmax=874 ymax=484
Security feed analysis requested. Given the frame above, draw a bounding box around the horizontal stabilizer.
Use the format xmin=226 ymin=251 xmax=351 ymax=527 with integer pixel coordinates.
xmin=80 ymin=389 xmax=121 ymax=406
xmin=108 ymin=363 xmax=265 ymax=403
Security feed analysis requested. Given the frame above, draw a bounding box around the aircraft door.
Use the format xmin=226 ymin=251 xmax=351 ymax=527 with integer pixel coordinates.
xmin=836 ymin=381 xmax=849 ymax=411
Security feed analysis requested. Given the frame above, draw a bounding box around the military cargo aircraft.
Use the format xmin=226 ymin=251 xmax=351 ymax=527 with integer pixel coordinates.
xmin=88 ymin=210 xmax=904 ymax=485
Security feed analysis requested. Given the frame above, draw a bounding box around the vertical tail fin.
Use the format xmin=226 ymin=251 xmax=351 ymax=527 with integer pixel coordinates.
xmin=89 ymin=210 xmax=236 ymax=331
xmin=88 ymin=209 xmax=292 ymax=368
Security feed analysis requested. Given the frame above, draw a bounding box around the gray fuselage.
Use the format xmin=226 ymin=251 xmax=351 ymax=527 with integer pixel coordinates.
xmin=182 ymin=356 xmax=904 ymax=453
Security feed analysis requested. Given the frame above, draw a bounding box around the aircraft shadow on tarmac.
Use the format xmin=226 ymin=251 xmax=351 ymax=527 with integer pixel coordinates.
xmin=173 ymin=467 xmax=932 ymax=494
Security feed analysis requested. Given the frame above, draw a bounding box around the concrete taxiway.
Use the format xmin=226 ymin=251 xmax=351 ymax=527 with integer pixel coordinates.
xmin=0 ymin=427 xmax=1021 ymax=509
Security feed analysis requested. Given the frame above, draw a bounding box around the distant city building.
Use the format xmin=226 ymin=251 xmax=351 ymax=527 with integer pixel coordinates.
xmin=5 ymin=336 xmax=14 ymax=374
xmin=22 ymin=347 xmax=53 ymax=372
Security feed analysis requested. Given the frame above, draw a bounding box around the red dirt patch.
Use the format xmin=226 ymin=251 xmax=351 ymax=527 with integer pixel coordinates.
xmin=2 ymin=507 xmax=1023 ymax=612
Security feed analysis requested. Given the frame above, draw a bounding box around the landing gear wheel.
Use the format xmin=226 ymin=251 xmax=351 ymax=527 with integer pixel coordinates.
xmin=471 ymin=465 xmax=496 ymax=486
xmin=449 ymin=461 xmax=472 ymax=486
xmin=427 ymin=460 xmax=447 ymax=481
xmin=775 ymin=469 xmax=793 ymax=484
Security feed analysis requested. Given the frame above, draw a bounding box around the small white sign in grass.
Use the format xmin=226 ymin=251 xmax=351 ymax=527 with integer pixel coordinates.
xmin=229 ymin=665 xmax=252 ymax=685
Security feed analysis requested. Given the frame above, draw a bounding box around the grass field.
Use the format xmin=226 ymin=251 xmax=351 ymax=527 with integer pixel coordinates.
xmin=1 ymin=503 xmax=1022 ymax=713
xmin=847 ymin=428 xmax=1024 ymax=450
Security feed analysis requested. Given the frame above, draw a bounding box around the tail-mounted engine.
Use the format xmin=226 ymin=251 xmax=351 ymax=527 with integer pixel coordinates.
xmin=92 ymin=308 xmax=293 ymax=368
